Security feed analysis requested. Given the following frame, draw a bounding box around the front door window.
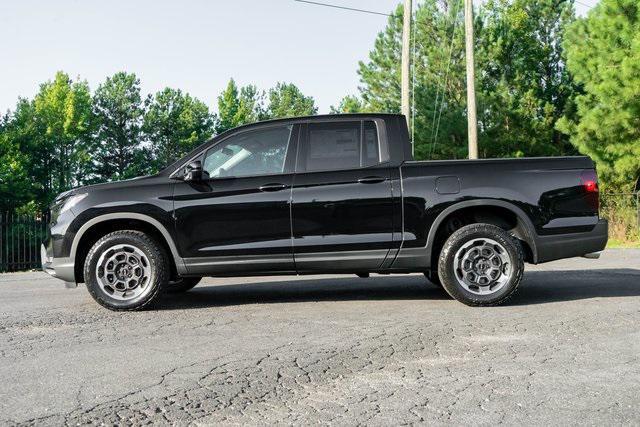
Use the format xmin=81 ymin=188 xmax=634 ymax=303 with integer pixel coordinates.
xmin=203 ymin=125 xmax=292 ymax=178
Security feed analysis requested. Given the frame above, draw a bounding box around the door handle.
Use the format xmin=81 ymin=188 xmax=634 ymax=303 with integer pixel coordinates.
xmin=259 ymin=183 xmax=287 ymax=192
xmin=357 ymin=176 xmax=386 ymax=184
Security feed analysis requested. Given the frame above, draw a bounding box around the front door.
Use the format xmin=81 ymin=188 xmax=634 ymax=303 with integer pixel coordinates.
xmin=173 ymin=124 xmax=298 ymax=275
xmin=292 ymin=120 xmax=395 ymax=272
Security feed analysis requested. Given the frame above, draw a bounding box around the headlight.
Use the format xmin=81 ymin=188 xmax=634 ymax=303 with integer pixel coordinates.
xmin=59 ymin=193 xmax=88 ymax=214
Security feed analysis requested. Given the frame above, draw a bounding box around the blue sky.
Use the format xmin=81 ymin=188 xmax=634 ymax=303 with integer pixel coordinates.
xmin=1 ymin=0 xmax=595 ymax=114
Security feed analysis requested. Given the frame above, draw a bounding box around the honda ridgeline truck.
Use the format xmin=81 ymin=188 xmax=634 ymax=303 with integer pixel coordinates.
xmin=41 ymin=114 xmax=608 ymax=310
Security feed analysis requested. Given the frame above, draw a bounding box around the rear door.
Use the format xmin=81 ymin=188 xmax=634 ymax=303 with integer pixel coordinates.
xmin=291 ymin=119 xmax=395 ymax=272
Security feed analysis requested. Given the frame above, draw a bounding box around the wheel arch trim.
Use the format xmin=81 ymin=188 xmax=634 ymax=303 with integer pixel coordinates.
xmin=70 ymin=213 xmax=187 ymax=274
xmin=425 ymin=199 xmax=539 ymax=263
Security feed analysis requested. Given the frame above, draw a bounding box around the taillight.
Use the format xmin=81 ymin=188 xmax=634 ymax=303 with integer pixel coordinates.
xmin=581 ymin=169 xmax=599 ymax=211
xmin=581 ymin=170 xmax=599 ymax=192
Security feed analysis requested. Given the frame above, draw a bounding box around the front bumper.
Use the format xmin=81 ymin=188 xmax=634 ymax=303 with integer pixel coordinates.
xmin=535 ymin=219 xmax=608 ymax=264
xmin=41 ymin=244 xmax=76 ymax=287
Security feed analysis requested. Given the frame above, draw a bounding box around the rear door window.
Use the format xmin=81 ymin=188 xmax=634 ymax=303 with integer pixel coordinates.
xmin=302 ymin=121 xmax=380 ymax=172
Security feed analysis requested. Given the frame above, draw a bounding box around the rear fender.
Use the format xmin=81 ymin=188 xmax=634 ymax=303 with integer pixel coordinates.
xmin=425 ymin=199 xmax=539 ymax=264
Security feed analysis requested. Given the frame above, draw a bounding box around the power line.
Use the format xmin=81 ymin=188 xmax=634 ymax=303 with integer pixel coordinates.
xmin=429 ymin=0 xmax=462 ymax=159
xmin=574 ymin=0 xmax=595 ymax=8
xmin=293 ymin=0 xmax=393 ymax=17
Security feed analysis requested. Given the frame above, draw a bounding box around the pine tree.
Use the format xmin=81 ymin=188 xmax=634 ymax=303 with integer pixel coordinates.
xmin=215 ymin=79 xmax=264 ymax=134
xmin=90 ymin=72 xmax=145 ymax=182
xmin=32 ymin=72 xmax=94 ymax=197
xmin=266 ymin=82 xmax=317 ymax=118
xmin=355 ymin=0 xmax=578 ymax=160
xmin=558 ymin=0 xmax=640 ymax=190
xmin=143 ymin=88 xmax=215 ymax=171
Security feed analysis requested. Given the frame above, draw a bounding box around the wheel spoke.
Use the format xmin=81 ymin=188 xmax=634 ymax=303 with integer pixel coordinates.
xmin=454 ymin=237 xmax=513 ymax=296
xmin=104 ymin=261 xmax=115 ymax=273
xmin=95 ymin=243 xmax=153 ymax=302
xmin=488 ymin=267 xmax=501 ymax=279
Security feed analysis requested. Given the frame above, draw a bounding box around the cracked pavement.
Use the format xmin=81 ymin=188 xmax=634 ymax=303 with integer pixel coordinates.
xmin=1 ymin=249 xmax=639 ymax=425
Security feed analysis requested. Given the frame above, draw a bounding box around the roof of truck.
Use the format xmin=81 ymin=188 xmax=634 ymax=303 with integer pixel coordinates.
xmin=161 ymin=113 xmax=406 ymax=175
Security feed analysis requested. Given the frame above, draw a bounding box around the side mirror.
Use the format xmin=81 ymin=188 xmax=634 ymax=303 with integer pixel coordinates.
xmin=184 ymin=160 xmax=204 ymax=182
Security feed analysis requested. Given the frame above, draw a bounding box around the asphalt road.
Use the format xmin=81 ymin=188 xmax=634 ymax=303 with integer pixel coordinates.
xmin=1 ymin=249 xmax=639 ymax=425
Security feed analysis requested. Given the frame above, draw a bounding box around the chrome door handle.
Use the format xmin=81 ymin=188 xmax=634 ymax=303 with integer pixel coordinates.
xmin=357 ymin=176 xmax=386 ymax=184
xmin=259 ymin=183 xmax=287 ymax=192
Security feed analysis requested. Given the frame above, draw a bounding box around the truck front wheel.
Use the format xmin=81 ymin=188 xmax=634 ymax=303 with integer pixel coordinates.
xmin=438 ymin=224 xmax=523 ymax=306
xmin=83 ymin=230 xmax=168 ymax=311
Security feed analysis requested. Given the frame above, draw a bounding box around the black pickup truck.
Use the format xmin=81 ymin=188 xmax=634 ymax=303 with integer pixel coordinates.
xmin=42 ymin=113 xmax=608 ymax=310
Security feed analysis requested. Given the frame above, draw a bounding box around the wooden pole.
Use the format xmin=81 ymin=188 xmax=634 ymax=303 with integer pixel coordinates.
xmin=401 ymin=0 xmax=412 ymax=153
xmin=464 ymin=0 xmax=479 ymax=159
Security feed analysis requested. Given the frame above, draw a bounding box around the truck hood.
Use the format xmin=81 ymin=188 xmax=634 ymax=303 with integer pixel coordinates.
xmin=55 ymin=175 xmax=162 ymax=201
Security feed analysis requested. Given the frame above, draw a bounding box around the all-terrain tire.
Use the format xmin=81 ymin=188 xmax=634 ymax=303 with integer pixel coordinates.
xmin=438 ymin=224 xmax=524 ymax=306
xmin=84 ymin=230 xmax=169 ymax=311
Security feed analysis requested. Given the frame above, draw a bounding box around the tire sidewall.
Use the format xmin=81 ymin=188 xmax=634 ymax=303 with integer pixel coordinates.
xmin=438 ymin=224 xmax=524 ymax=306
xmin=84 ymin=232 xmax=167 ymax=310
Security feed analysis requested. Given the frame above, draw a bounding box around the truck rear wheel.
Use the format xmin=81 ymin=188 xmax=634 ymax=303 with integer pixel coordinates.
xmin=438 ymin=224 xmax=523 ymax=306
xmin=84 ymin=230 xmax=168 ymax=311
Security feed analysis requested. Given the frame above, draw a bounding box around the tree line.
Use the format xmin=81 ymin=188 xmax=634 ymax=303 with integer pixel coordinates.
xmin=0 ymin=74 xmax=316 ymax=211
xmin=1 ymin=0 xmax=638 ymax=214
xmin=333 ymin=0 xmax=639 ymax=192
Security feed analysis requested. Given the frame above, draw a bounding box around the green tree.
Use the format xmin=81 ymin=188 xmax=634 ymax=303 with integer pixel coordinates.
xmin=215 ymin=79 xmax=264 ymax=134
xmin=357 ymin=4 xmax=404 ymax=114
xmin=0 ymin=73 xmax=94 ymax=208
xmin=90 ymin=72 xmax=146 ymax=182
xmin=477 ymin=0 xmax=577 ymax=158
xmin=558 ymin=0 xmax=640 ymax=190
xmin=355 ymin=0 xmax=577 ymax=160
xmin=31 ymin=72 xmax=94 ymax=200
xmin=0 ymin=112 xmax=32 ymax=211
xmin=358 ymin=2 xmax=469 ymax=159
xmin=143 ymin=88 xmax=215 ymax=171
xmin=239 ymin=84 xmax=266 ymax=122
xmin=266 ymin=82 xmax=317 ymax=118
xmin=330 ymin=95 xmax=365 ymax=114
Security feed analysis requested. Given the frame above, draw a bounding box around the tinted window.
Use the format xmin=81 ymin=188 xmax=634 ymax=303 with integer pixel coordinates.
xmin=303 ymin=121 xmax=380 ymax=172
xmin=306 ymin=122 xmax=361 ymax=172
xmin=203 ymin=125 xmax=292 ymax=178
xmin=362 ymin=121 xmax=379 ymax=167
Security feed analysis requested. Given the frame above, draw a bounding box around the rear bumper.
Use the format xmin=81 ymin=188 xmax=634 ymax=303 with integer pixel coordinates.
xmin=535 ymin=219 xmax=608 ymax=263
xmin=41 ymin=244 xmax=76 ymax=286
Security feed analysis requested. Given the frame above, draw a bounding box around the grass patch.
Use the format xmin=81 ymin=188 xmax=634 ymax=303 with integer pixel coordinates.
xmin=606 ymin=239 xmax=640 ymax=249
xmin=601 ymin=193 xmax=640 ymax=248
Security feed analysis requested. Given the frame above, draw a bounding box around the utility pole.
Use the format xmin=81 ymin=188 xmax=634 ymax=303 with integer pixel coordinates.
xmin=464 ymin=0 xmax=479 ymax=159
xmin=401 ymin=0 xmax=412 ymax=153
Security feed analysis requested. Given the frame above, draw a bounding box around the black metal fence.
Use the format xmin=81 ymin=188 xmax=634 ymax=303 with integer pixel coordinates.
xmin=0 ymin=212 xmax=50 ymax=273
